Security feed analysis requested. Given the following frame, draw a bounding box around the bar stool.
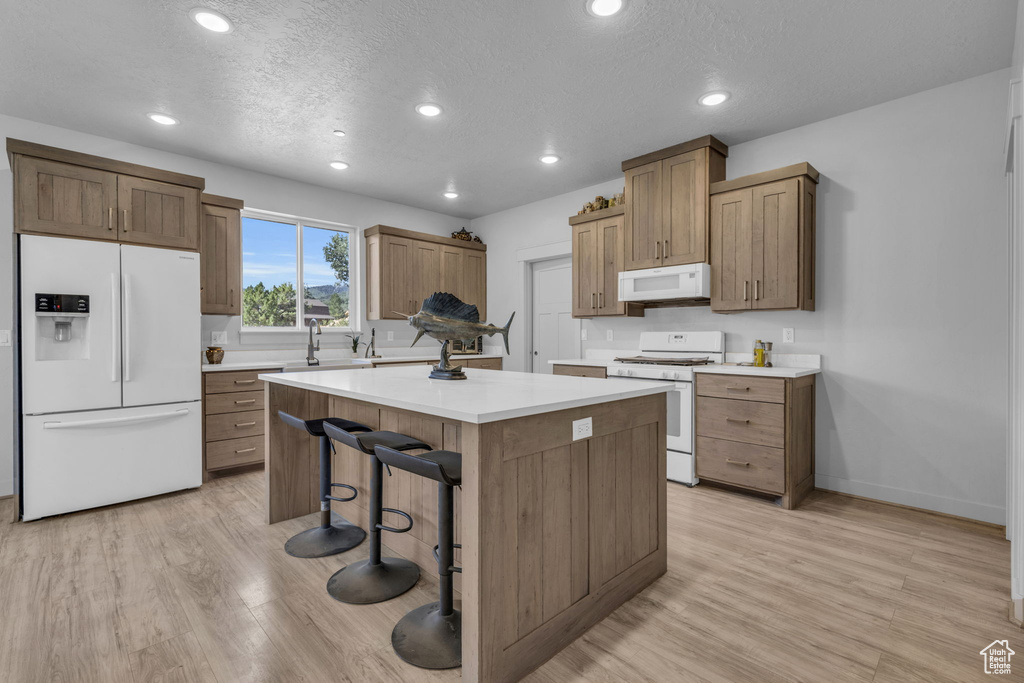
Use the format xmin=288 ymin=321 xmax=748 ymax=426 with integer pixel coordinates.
xmin=374 ymin=445 xmax=462 ymax=670
xmin=322 ymin=422 xmax=431 ymax=604
xmin=277 ymin=411 xmax=371 ymax=558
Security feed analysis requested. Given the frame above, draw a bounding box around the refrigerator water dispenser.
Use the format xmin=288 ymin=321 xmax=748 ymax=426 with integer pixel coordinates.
xmin=35 ymin=293 xmax=90 ymax=360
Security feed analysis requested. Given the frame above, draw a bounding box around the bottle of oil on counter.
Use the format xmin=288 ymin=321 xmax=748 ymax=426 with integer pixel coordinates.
xmin=754 ymin=339 xmax=765 ymax=367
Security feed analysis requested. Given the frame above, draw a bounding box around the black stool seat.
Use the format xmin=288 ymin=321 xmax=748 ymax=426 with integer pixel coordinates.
xmin=326 ymin=427 xmax=431 ymax=455
xmin=374 ymin=448 xmax=461 ymax=487
xmin=376 ymin=445 xmax=463 ymax=670
xmin=278 ymin=411 xmax=368 ymax=559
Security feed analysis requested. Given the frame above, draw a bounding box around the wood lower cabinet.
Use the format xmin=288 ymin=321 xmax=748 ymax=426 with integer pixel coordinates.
xmin=462 ymin=356 xmax=502 ymax=370
xmin=695 ymin=372 xmax=815 ymax=509
xmin=571 ymin=206 xmax=642 ymax=318
xmin=200 ymin=194 xmax=243 ymax=315
xmin=366 ymin=225 xmax=487 ymax=320
xmin=552 ymin=364 xmax=607 ymax=378
xmin=202 ymin=368 xmax=278 ymax=480
xmin=622 ymin=136 xmax=728 ymax=271
xmin=8 ymin=139 xmax=205 ymax=250
xmin=710 ymin=163 xmax=818 ymax=312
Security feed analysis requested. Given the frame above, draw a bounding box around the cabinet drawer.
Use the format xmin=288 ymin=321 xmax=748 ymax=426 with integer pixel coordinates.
xmin=464 ymin=357 xmax=502 ymax=370
xmin=696 ymin=436 xmax=784 ymax=494
xmin=205 ymin=390 xmax=264 ymax=415
xmin=552 ymin=364 xmax=607 ymax=378
xmin=205 ymin=409 xmax=264 ymax=441
xmin=696 ymin=373 xmax=785 ymax=403
xmin=696 ymin=397 xmax=784 ymax=448
xmin=206 ymin=435 xmax=264 ymax=470
xmin=205 ymin=370 xmax=276 ymax=394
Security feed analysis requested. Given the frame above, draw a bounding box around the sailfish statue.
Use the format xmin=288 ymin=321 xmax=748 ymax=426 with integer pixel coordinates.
xmin=403 ymin=292 xmax=514 ymax=380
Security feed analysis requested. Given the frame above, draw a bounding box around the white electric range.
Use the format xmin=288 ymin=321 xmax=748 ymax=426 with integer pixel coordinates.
xmin=605 ymin=331 xmax=725 ymax=486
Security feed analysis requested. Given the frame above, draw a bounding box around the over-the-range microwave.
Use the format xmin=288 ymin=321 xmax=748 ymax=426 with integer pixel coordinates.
xmin=618 ymin=263 xmax=710 ymax=302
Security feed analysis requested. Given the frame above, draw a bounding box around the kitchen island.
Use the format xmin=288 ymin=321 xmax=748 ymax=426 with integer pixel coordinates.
xmin=260 ymin=366 xmax=670 ymax=682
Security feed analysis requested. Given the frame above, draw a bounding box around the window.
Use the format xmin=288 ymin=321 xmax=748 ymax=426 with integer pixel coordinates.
xmin=241 ymin=211 xmax=356 ymax=331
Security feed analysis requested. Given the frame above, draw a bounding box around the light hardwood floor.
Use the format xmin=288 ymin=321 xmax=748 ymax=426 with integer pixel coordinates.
xmin=0 ymin=471 xmax=1018 ymax=682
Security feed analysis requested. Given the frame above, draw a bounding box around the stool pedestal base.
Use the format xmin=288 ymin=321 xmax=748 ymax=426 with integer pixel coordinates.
xmin=392 ymin=602 xmax=462 ymax=670
xmin=284 ymin=522 xmax=366 ymax=559
xmin=326 ymin=557 xmax=420 ymax=604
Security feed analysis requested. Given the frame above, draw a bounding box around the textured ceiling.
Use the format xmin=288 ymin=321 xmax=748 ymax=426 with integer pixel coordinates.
xmin=0 ymin=0 xmax=1016 ymax=219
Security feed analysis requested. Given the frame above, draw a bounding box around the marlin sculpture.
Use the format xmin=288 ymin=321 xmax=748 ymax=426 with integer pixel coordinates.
xmin=401 ymin=292 xmax=514 ymax=380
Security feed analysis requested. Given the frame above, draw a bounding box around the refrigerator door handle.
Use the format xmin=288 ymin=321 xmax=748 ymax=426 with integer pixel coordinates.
xmin=111 ymin=273 xmax=120 ymax=383
xmin=42 ymin=408 xmax=191 ymax=430
xmin=123 ymin=273 xmax=131 ymax=382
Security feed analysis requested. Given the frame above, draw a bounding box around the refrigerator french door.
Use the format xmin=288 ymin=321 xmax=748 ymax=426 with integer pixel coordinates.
xmin=20 ymin=235 xmax=202 ymax=520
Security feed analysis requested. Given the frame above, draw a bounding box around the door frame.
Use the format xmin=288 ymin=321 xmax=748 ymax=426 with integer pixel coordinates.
xmin=517 ymin=241 xmax=581 ymax=373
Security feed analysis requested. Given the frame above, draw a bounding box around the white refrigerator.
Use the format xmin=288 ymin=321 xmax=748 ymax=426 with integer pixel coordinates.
xmin=20 ymin=235 xmax=202 ymax=520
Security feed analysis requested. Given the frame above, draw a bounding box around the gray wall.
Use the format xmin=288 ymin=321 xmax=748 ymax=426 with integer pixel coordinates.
xmin=473 ymin=68 xmax=1011 ymax=523
xmin=0 ymin=113 xmax=468 ymax=497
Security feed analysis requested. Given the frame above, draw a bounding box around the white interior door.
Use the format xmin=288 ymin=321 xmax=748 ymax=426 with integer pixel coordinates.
xmin=531 ymin=257 xmax=579 ymax=373
xmin=20 ymin=236 xmax=122 ymax=414
xmin=121 ymin=245 xmax=201 ymax=407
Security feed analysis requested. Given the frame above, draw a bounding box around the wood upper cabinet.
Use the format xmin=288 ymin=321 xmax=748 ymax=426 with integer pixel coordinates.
xmin=199 ymin=194 xmax=243 ymax=316
xmin=622 ymin=136 xmax=727 ymax=271
xmin=15 ymin=156 xmax=118 ymax=239
xmin=709 ymin=163 xmax=818 ymax=312
xmin=366 ymin=225 xmax=487 ymax=321
xmin=118 ymin=176 xmax=200 ymax=250
xmin=571 ymin=207 xmax=643 ymax=318
xmin=8 ymin=139 xmax=205 ymax=251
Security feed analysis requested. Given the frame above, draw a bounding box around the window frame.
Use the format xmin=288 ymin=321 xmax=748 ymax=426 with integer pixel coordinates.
xmin=238 ymin=207 xmax=361 ymax=341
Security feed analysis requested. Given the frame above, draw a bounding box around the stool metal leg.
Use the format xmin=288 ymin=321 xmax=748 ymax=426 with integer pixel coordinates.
xmin=284 ymin=435 xmax=366 ymax=558
xmin=326 ymin=452 xmax=420 ymax=604
xmin=391 ymin=481 xmax=461 ymax=669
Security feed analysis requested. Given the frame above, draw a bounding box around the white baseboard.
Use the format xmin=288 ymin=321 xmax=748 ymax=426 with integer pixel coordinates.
xmin=815 ymin=474 xmax=1005 ymax=525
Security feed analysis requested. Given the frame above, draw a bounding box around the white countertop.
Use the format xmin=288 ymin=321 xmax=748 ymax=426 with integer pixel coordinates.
xmin=202 ymin=354 xmax=503 ymax=373
xmin=259 ymin=365 xmax=670 ymax=424
xmin=693 ymin=364 xmax=820 ymax=378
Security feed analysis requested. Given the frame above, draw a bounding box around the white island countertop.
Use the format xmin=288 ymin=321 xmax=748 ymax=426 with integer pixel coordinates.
xmin=202 ymin=353 xmax=504 ymax=373
xmin=260 ymin=365 xmax=670 ymax=424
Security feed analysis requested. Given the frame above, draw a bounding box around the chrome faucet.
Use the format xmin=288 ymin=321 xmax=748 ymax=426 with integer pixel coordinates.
xmin=306 ymin=318 xmax=322 ymax=366
xmin=365 ymin=327 xmax=380 ymax=358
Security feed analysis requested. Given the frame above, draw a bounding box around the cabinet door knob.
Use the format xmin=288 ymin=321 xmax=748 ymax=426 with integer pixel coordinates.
xmin=122 ymin=208 xmax=129 ymax=232
xmin=743 ymin=281 xmax=749 ymax=301
xmin=755 ymin=280 xmax=760 ymax=301
xmin=108 ymin=207 xmax=114 ymax=231
xmin=592 ymin=292 xmax=596 ymax=309
xmin=664 ymin=240 xmax=669 ymax=258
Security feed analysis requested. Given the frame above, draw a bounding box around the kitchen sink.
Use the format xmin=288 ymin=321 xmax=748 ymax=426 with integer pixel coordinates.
xmin=278 ymin=359 xmax=373 ymax=373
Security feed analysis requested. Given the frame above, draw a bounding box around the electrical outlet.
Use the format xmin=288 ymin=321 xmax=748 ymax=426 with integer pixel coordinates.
xmin=211 ymin=331 xmax=228 ymax=345
xmin=387 ymin=330 xmax=394 ymax=341
xmin=782 ymin=328 xmax=795 ymax=344
xmin=606 ymin=329 xmax=613 ymax=342
xmin=581 ymin=328 xmax=588 ymax=341
xmin=572 ymin=417 xmax=593 ymax=441
xmin=0 ymin=330 xmax=10 ymax=347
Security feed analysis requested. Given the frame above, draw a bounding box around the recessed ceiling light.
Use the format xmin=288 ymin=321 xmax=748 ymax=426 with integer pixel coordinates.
xmin=189 ymin=8 xmax=233 ymax=33
xmin=147 ymin=113 xmax=179 ymax=126
xmin=443 ymin=192 xmax=459 ymax=199
xmin=585 ymin=0 xmax=624 ymax=17
xmin=698 ymin=91 xmax=730 ymax=107
xmin=332 ymin=129 xmax=346 ymax=137
xmin=330 ymin=161 xmax=349 ymax=170
xmin=539 ymin=154 xmax=560 ymax=164
xmin=416 ymin=103 xmax=442 ymax=117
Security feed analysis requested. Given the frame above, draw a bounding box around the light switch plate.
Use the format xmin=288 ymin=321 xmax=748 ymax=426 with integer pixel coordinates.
xmin=0 ymin=330 xmax=10 ymax=347
xmin=581 ymin=328 xmax=588 ymax=341
xmin=606 ymin=329 xmax=613 ymax=342
xmin=211 ymin=331 xmax=228 ymax=345
xmin=572 ymin=417 xmax=593 ymax=441
xmin=782 ymin=328 xmax=795 ymax=344
xmin=387 ymin=331 xmax=394 ymax=341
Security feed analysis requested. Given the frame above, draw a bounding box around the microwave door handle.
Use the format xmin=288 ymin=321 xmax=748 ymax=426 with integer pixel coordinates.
xmin=110 ymin=273 xmax=119 ymax=383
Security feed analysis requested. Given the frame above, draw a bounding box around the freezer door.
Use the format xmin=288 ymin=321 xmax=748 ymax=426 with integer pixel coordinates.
xmin=121 ymin=245 xmax=201 ymax=406
xmin=20 ymin=236 xmax=122 ymax=414
xmin=21 ymin=402 xmax=202 ymax=520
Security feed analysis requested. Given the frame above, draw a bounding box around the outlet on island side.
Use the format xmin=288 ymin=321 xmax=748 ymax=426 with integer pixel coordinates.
xmin=572 ymin=417 xmax=593 ymax=441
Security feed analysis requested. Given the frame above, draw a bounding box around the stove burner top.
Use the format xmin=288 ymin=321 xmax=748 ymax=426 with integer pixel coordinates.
xmin=614 ymin=356 xmax=712 ymax=366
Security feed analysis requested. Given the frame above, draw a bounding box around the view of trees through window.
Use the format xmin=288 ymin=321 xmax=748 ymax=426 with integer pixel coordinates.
xmin=241 ymin=216 xmax=351 ymax=329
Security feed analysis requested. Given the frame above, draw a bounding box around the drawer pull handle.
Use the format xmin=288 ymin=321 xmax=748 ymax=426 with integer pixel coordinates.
xmin=235 ymin=421 xmax=256 ymax=427
xmin=234 ymin=399 xmax=256 ymax=405
xmin=726 ymin=386 xmax=750 ymax=392
xmin=725 ymin=418 xmax=750 ymax=424
xmin=234 ymin=379 xmax=257 ymax=385
xmin=726 ymin=459 xmax=750 ymax=467
xmin=235 ymin=447 xmax=257 ymax=454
